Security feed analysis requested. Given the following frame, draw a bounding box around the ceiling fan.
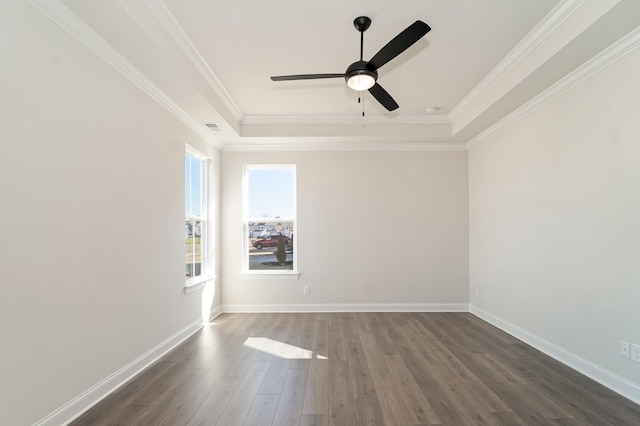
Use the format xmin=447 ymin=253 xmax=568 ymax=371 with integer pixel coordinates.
xmin=271 ymin=16 xmax=431 ymax=111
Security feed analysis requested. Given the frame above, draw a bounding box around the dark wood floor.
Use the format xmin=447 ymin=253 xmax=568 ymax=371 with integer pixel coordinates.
xmin=72 ymin=312 xmax=640 ymax=425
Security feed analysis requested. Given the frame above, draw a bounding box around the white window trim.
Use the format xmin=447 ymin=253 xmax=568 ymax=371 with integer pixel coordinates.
xmin=184 ymin=275 xmax=216 ymax=294
xmin=240 ymin=272 xmax=300 ymax=280
xmin=185 ymin=146 xmax=211 ymax=290
xmin=242 ymin=164 xmax=299 ymax=276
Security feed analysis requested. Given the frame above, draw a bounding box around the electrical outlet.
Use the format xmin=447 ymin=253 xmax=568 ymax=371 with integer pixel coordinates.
xmin=476 ymin=287 xmax=480 ymax=297
xmin=620 ymin=341 xmax=630 ymax=358
xmin=631 ymin=344 xmax=640 ymax=363
xmin=303 ymin=285 xmax=310 ymax=295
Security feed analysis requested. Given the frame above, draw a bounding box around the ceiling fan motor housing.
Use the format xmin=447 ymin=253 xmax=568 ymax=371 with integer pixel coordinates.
xmin=345 ymin=60 xmax=378 ymax=90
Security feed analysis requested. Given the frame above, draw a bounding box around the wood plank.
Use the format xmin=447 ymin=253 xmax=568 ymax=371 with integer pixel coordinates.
xmin=258 ymin=357 xmax=290 ymax=394
xmin=282 ymin=313 xmax=304 ymax=345
xmin=412 ymin=373 xmax=473 ymax=426
xmin=328 ymin=360 xmax=355 ymax=426
xmin=599 ymin=396 xmax=640 ymax=424
xmin=369 ymin=367 xmax=414 ymax=425
xmin=327 ymin=313 xmax=347 ymax=361
xmin=524 ymin=374 xmax=616 ymax=424
xmin=186 ymin=377 xmax=241 ymax=426
xmin=129 ymin=368 xmax=206 ymax=425
xmin=433 ymin=348 xmax=512 ymax=413
xmin=160 ymin=356 xmax=236 ymax=425
xmin=472 ymin=352 xmax=572 ymax=420
xmin=488 ymin=412 xmax=530 ymax=425
xmin=291 ymin=313 xmax=316 ymax=369
xmin=112 ymin=361 xmax=175 ymax=403
xmin=313 ymin=315 xmax=329 ymax=358
xmin=385 ymin=319 xmax=438 ymax=377
xmin=347 ymin=342 xmax=377 ymax=400
xmin=527 ymin=356 xmax=620 ymax=399
xmin=127 ymin=361 xmax=190 ymax=406
xmin=73 ymin=404 xmax=147 ymax=426
xmin=384 ymin=354 xmax=440 ymax=425
xmin=355 ymin=315 xmax=386 ymax=370
xmin=243 ymin=394 xmax=280 ymax=426
xmin=71 ymin=393 xmax=129 ymax=425
xmin=296 ymin=313 xmax=317 ymax=349
xmin=422 ymin=356 xmax=501 ymax=426
xmin=301 ymin=414 xmax=329 ymax=426
xmin=269 ymin=313 xmax=292 ymax=341
xmin=216 ymin=360 xmax=271 ymax=425
xmin=366 ymin=312 xmax=398 ymax=356
xmin=339 ymin=312 xmax=359 ymax=345
xmin=483 ymin=381 xmax=561 ymax=426
xmin=272 ymin=367 xmax=308 ymax=425
xmin=224 ymin=345 xmax=260 ymax=378
xmin=302 ymin=359 xmax=329 ymax=415
xmin=353 ymin=398 xmax=384 ymax=426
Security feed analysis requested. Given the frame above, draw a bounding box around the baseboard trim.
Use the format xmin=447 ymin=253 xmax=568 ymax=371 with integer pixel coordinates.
xmin=469 ymin=305 xmax=640 ymax=405
xmin=209 ymin=305 xmax=223 ymax=321
xmin=34 ymin=319 xmax=203 ymax=426
xmin=221 ymin=303 xmax=469 ymax=313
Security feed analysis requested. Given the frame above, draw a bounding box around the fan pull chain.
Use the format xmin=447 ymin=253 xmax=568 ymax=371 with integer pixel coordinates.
xmin=357 ymin=94 xmax=365 ymax=117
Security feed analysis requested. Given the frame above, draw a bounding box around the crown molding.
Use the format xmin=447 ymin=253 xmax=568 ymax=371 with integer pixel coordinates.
xmin=466 ymin=25 xmax=640 ymax=150
xmin=242 ymin=113 xmax=450 ymax=126
xmin=143 ymin=0 xmax=245 ymax=123
xmin=222 ymin=142 xmax=467 ymax=152
xmin=449 ymin=0 xmax=620 ymax=135
xmin=449 ymin=0 xmax=586 ymax=121
xmin=27 ymin=0 xmax=222 ymax=148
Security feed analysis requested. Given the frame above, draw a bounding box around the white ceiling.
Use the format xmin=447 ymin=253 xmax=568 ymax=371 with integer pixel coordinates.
xmin=44 ymin=0 xmax=640 ymax=149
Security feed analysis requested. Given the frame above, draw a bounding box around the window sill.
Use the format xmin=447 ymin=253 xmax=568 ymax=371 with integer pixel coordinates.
xmin=184 ymin=275 xmax=215 ymax=294
xmin=241 ymin=272 xmax=300 ymax=280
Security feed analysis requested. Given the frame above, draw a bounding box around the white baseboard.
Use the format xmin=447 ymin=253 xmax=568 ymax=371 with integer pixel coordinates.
xmin=34 ymin=319 xmax=203 ymax=426
xmin=221 ymin=303 xmax=469 ymax=313
xmin=469 ymin=305 xmax=640 ymax=405
xmin=209 ymin=305 xmax=223 ymax=321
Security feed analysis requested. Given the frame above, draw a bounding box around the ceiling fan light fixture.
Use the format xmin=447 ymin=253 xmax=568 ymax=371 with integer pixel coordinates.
xmin=271 ymin=17 xmax=430 ymax=111
xmin=347 ymin=73 xmax=376 ymax=91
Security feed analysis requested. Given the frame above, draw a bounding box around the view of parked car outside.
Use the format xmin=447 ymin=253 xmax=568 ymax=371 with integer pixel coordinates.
xmin=248 ymin=221 xmax=294 ymax=270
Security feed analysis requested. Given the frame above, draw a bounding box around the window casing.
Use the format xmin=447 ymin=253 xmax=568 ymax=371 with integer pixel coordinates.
xmin=185 ymin=147 xmax=208 ymax=285
xmin=243 ymin=165 xmax=297 ymax=274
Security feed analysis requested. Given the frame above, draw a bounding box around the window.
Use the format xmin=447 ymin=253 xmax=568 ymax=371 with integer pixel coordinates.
xmin=244 ymin=165 xmax=296 ymax=273
xmin=185 ymin=147 xmax=207 ymax=283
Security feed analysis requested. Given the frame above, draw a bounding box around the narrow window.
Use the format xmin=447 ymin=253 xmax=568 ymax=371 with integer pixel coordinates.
xmin=185 ymin=148 xmax=207 ymax=283
xmin=244 ymin=165 xmax=296 ymax=272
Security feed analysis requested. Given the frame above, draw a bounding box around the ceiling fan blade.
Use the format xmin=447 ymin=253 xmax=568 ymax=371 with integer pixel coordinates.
xmin=368 ymin=20 xmax=431 ymax=70
xmin=271 ymin=73 xmax=345 ymax=81
xmin=368 ymin=83 xmax=399 ymax=111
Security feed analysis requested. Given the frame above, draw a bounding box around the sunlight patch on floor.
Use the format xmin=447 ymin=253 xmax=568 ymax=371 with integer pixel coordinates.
xmin=244 ymin=337 xmax=328 ymax=360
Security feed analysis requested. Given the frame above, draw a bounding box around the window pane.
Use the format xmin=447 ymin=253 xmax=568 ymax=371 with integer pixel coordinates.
xmin=185 ymin=219 xmax=202 ymax=277
xmin=248 ymin=220 xmax=294 ymax=271
xmin=185 ymin=154 xmax=202 ymax=217
xmin=245 ymin=165 xmax=296 ymax=273
xmin=248 ymin=168 xmax=294 ymax=219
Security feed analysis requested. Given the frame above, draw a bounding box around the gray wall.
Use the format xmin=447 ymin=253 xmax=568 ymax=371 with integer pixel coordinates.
xmin=221 ymin=150 xmax=469 ymax=310
xmin=0 ymin=2 xmax=218 ymax=424
xmin=469 ymin=42 xmax=640 ymax=394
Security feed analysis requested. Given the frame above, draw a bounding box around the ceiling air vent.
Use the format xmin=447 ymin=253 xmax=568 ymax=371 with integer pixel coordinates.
xmin=204 ymin=123 xmax=220 ymax=131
